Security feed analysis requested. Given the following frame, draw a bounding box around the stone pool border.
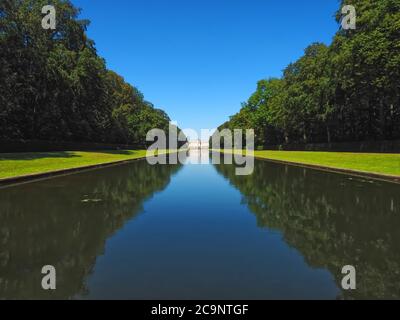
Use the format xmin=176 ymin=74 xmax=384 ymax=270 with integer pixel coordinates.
xmin=254 ymin=156 xmax=400 ymax=184
xmin=2 ymin=151 xmax=399 ymax=188
xmin=0 ymin=157 xmax=148 ymax=188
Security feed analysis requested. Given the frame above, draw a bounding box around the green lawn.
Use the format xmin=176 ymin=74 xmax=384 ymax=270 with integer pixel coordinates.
xmin=218 ymin=150 xmax=400 ymax=177
xmin=3 ymin=149 xmax=400 ymax=181
xmin=0 ymin=150 xmax=151 ymax=179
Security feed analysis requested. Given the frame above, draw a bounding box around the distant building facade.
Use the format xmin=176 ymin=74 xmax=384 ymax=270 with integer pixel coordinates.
xmin=188 ymin=140 xmax=209 ymax=149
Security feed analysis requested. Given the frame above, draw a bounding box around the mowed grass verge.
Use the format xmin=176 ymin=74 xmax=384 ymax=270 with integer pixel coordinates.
xmin=217 ymin=150 xmax=400 ymax=177
xmin=0 ymin=150 xmax=151 ymax=180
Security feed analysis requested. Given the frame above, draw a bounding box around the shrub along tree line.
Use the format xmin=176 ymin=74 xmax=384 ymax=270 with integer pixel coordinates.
xmin=213 ymin=0 xmax=400 ymax=149
xmin=0 ymin=0 xmax=182 ymax=147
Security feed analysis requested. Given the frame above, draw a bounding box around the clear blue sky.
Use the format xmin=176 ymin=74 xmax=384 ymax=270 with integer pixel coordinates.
xmin=72 ymin=0 xmax=340 ymax=136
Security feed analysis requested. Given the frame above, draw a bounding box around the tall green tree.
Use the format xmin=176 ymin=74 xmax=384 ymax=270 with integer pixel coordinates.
xmin=1 ymin=0 xmax=178 ymax=147
xmin=214 ymin=0 xmax=400 ymax=148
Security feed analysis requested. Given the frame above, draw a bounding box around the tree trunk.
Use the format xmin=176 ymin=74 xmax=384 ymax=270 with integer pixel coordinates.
xmin=326 ymin=125 xmax=331 ymax=144
xmin=303 ymin=124 xmax=307 ymax=144
xmin=379 ymin=99 xmax=385 ymax=139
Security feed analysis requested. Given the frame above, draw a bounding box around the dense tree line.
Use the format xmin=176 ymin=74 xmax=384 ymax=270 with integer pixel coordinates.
xmin=0 ymin=0 xmax=176 ymax=146
xmin=214 ymin=0 xmax=400 ymax=148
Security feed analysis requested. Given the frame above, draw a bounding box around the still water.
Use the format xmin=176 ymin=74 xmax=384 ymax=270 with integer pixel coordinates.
xmin=1 ymin=151 xmax=400 ymax=299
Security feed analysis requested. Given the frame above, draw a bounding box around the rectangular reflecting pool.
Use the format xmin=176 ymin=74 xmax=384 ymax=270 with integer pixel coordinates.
xmin=1 ymin=151 xmax=400 ymax=299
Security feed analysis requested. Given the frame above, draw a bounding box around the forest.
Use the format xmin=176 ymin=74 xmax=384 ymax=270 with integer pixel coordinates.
xmin=214 ymin=0 xmax=400 ymax=149
xmin=0 ymin=0 xmax=176 ymax=147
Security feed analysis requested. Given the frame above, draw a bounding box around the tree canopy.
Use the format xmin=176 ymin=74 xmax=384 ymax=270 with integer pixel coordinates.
xmin=214 ymin=0 xmax=400 ymax=148
xmin=0 ymin=0 xmax=176 ymax=146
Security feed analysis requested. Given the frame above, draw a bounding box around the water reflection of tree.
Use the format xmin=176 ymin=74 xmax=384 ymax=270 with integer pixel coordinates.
xmin=214 ymin=161 xmax=400 ymax=299
xmin=0 ymin=161 xmax=182 ymax=299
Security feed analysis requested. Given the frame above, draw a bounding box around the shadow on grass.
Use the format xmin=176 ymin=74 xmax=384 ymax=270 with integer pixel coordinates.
xmin=84 ymin=150 xmax=138 ymax=155
xmin=0 ymin=151 xmax=82 ymax=161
